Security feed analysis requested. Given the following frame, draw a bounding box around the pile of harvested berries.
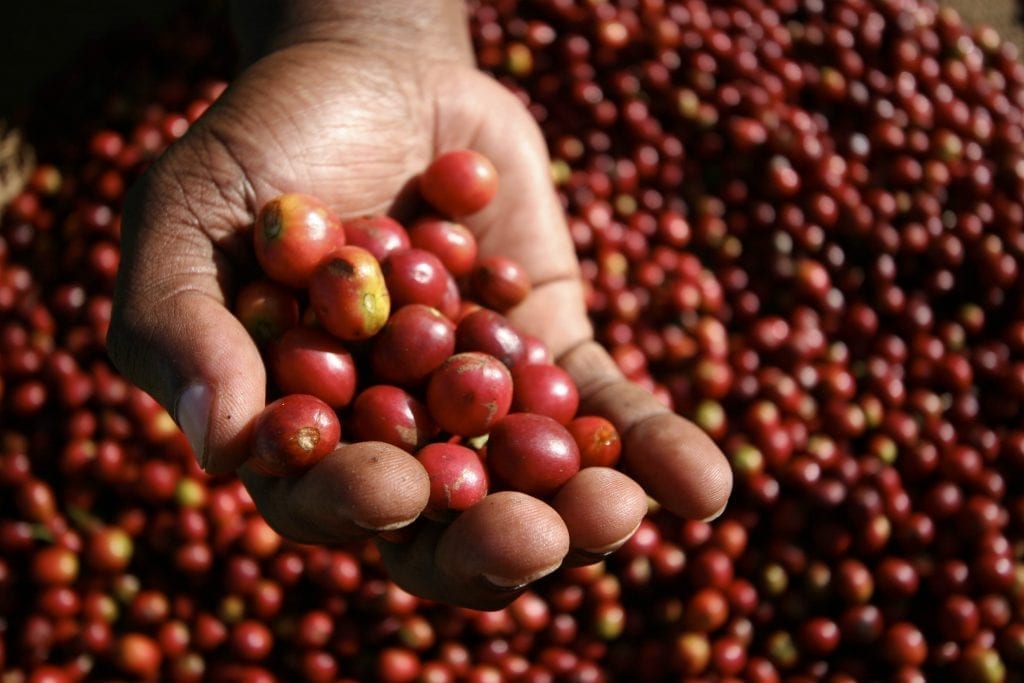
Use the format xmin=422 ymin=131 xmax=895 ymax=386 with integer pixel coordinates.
xmin=1 ymin=0 xmax=1022 ymax=681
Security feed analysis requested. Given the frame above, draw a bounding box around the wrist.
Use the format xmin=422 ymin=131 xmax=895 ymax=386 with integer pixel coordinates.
xmin=231 ymin=0 xmax=474 ymax=66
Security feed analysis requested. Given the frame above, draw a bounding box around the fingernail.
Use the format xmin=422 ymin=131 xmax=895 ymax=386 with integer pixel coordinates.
xmin=356 ymin=516 xmax=421 ymax=534
xmin=176 ymin=383 xmax=211 ymax=470
xmin=701 ymin=501 xmax=728 ymax=523
xmin=578 ymin=519 xmax=644 ymax=558
xmin=483 ymin=562 xmax=561 ymax=591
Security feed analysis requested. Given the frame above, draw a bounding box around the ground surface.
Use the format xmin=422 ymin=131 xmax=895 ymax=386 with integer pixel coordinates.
xmin=953 ymin=0 xmax=1024 ymax=50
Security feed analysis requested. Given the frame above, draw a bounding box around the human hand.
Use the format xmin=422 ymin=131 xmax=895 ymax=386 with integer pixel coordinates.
xmin=107 ymin=0 xmax=732 ymax=609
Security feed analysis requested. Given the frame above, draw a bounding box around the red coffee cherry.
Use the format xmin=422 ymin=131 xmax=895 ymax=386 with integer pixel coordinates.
xmin=487 ymin=412 xmax=581 ymax=498
xmin=415 ymin=442 xmax=489 ymax=518
xmin=253 ymin=193 xmax=344 ymax=288
xmin=426 ymin=352 xmax=513 ymax=437
xmin=249 ymin=394 xmax=341 ymax=477
xmin=419 ymin=149 xmax=499 ymax=217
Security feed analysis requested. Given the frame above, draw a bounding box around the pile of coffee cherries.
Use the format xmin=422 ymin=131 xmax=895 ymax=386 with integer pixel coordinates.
xmin=241 ymin=149 xmax=620 ymax=512
xmin=1 ymin=0 xmax=1023 ymax=681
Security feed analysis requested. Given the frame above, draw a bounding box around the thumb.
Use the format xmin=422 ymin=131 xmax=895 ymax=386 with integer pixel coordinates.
xmin=108 ymin=151 xmax=266 ymax=474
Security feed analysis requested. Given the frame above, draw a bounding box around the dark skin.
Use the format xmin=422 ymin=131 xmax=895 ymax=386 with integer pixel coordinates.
xmin=107 ymin=1 xmax=732 ymax=609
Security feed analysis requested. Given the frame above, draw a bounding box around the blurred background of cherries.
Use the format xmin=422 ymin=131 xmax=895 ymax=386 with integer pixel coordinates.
xmin=2 ymin=1 xmax=1024 ymax=681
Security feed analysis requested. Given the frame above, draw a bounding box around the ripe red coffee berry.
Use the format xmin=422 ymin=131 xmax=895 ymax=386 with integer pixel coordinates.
xmin=253 ymin=193 xmax=344 ymax=288
xmin=519 ymin=333 xmax=552 ymax=366
xmin=511 ymin=362 xmax=580 ymax=425
xmin=31 ymin=546 xmax=79 ymax=585
xmin=455 ymin=307 xmax=527 ymax=368
xmin=309 ymin=245 xmax=390 ymax=341
xmin=85 ymin=527 xmax=134 ymax=572
xmin=249 ymin=395 xmax=341 ymax=477
xmin=267 ymin=326 xmax=358 ymax=408
xmin=343 ymin=215 xmax=411 ymax=262
xmin=114 ymin=632 xmax=162 ymax=679
xmin=415 ymin=442 xmax=489 ymax=517
xmin=370 ymin=304 xmax=456 ymax=386
xmin=348 ymin=385 xmax=437 ymax=452
xmin=408 ymin=218 xmax=479 ymax=277
xmin=382 ymin=248 xmax=450 ymax=310
xmin=438 ymin=272 xmax=462 ymax=320
xmin=487 ymin=412 xmax=581 ymax=498
xmin=470 ymin=255 xmax=532 ymax=312
xmin=419 ymin=149 xmax=498 ymax=217
xmin=567 ymin=415 xmax=622 ymax=469
xmin=234 ymin=279 xmax=300 ymax=347
xmin=426 ymin=352 xmax=513 ymax=437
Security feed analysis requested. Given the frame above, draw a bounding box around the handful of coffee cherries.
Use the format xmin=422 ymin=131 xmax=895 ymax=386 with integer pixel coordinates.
xmin=236 ymin=149 xmax=622 ymax=520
